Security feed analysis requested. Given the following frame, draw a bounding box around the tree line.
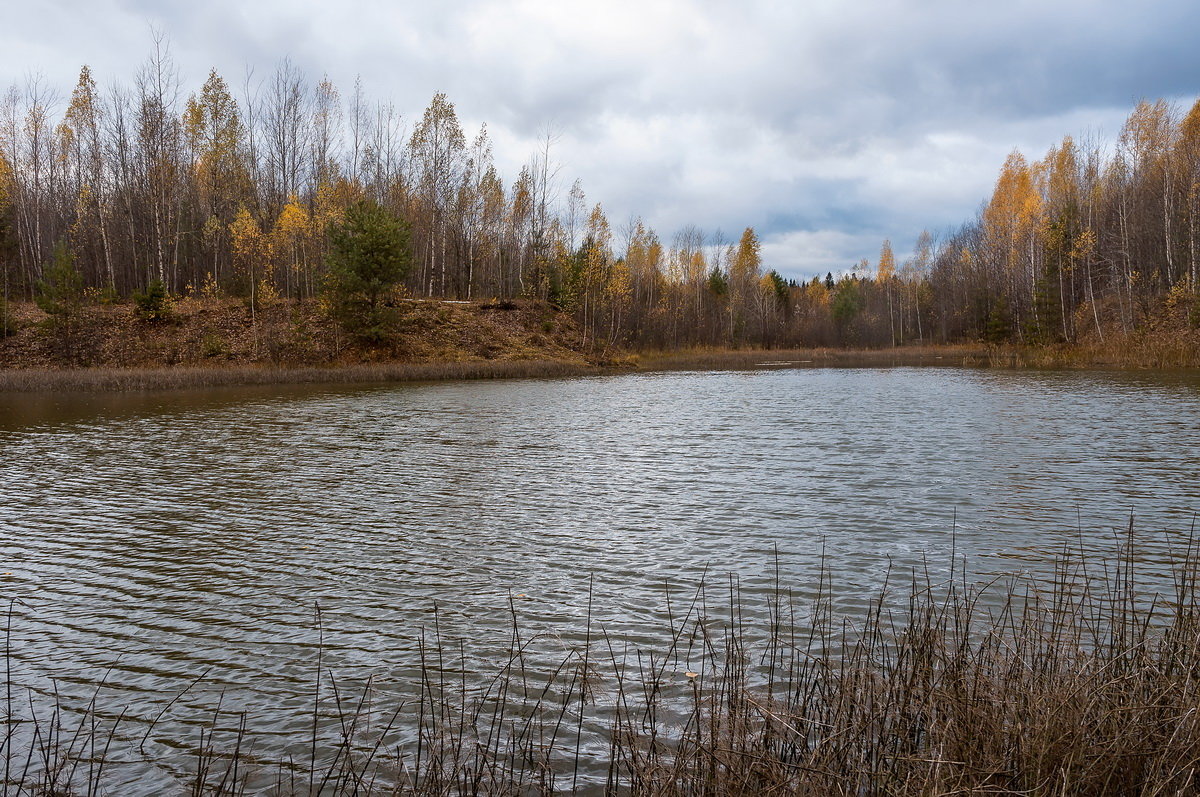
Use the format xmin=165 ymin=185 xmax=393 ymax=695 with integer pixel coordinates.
xmin=2 ymin=44 xmax=1198 ymax=351
xmin=910 ymin=98 xmax=1200 ymax=346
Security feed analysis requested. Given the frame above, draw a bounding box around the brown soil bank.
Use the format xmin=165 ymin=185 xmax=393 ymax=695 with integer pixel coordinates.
xmin=0 ymin=296 xmax=608 ymax=391
xmin=2 ymin=296 xmax=1198 ymax=393
xmin=0 ymin=296 xmax=589 ymax=367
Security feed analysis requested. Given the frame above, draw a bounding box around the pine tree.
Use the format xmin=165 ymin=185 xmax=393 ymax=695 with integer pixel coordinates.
xmin=36 ymin=241 xmax=86 ymax=358
xmin=36 ymin=242 xmax=85 ymax=322
xmin=326 ymin=200 xmax=412 ymax=341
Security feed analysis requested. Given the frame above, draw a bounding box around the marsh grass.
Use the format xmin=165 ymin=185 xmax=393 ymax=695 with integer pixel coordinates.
xmin=4 ymin=339 xmax=1192 ymax=395
xmin=6 ymin=524 xmax=1200 ymax=794
xmin=0 ymin=360 xmax=599 ymax=393
xmin=0 ymin=348 xmax=970 ymax=395
xmin=633 ymin=345 xmax=990 ymax=373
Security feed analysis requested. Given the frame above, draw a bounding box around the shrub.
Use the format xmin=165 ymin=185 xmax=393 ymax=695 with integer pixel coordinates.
xmin=200 ymin=332 xmax=228 ymax=358
xmin=133 ymin=278 xmax=173 ymax=321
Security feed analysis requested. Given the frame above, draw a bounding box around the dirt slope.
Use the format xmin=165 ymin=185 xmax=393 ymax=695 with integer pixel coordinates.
xmin=0 ymin=296 xmax=592 ymax=370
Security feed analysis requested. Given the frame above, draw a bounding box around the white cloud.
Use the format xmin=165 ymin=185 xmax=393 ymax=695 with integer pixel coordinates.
xmin=762 ymin=229 xmax=878 ymax=279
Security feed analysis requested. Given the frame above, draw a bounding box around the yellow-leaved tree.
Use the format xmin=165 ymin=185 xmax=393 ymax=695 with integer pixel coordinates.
xmin=1176 ymin=99 xmax=1200 ymax=287
xmin=580 ymin=203 xmax=612 ymax=347
xmin=272 ymin=196 xmax=311 ymax=299
xmin=184 ymin=69 xmax=247 ymax=287
xmin=0 ymin=150 xmax=13 ymax=217
xmin=877 ymin=240 xmax=895 ymax=282
xmin=878 ymin=239 xmax=897 ymax=345
xmin=982 ymin=150 xmax=1042 ymax=334
xmin=730 ymin=227 xmax=762 ymax=343
xmin=229 ymin=207 xmax=270 ymax=349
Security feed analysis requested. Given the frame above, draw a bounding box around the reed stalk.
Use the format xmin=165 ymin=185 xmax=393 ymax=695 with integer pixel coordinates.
xmin=5 ymin=526 xmax=1200 ymax=794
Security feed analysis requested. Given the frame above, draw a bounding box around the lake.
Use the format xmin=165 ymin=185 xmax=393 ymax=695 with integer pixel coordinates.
xmin=2 ymin=365 xmax=1199 ymax=792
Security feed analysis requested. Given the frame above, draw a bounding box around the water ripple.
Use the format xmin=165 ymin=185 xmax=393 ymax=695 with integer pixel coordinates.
xmin=2 ymin=367 xmax=1200 ymax=793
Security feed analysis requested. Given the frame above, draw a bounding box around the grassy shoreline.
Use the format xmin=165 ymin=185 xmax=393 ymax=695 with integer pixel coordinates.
xmin=631 ymin=343 xmax=994 ymax=371
xmin=4 ymin=340 xmax=1197 ymax=394
xmin=0 ymin=358 xmax=606 ymax=393
xmin=2 ymin=293 xmax=1197 ymax=392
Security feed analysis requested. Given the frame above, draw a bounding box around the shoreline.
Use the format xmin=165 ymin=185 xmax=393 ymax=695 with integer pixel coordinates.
xmin=1 ymin=342 xmax=1191 ymax=394
xmin=633 ymin=344 xmax=993 ymax=371
xmin=0 ymin=358 xmax=604 ymax=393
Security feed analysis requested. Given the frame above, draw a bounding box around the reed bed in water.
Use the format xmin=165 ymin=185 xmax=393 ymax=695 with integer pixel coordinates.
xmin=0 ymin=359 xmax=598 ymax=393
xmin=632 ymin=345 xmax=990 ymax=372
xmin=6 ymin=525 xmax=1200 ymax=794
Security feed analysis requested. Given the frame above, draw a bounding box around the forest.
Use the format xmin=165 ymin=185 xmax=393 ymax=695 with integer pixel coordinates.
xmin=2 ymin=46 xmax=1199 ymax=358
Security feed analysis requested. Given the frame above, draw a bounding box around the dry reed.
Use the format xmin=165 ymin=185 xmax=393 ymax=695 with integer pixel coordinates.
xmin=633 ymin=345 xmax=991 ymax=373
xmin=5 ymin=523 xmax=1200 ymax=794
xmin=0 ymin=360 xmax=599 ymax=393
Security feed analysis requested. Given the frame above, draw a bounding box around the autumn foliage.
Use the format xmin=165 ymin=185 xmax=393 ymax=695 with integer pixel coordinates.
xmin=1 ymin=51 xmax=1198 ymax=357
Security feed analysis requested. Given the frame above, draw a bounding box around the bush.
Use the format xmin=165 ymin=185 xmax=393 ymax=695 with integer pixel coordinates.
xmin=199 ymin=332 xmax=228 ymax=358
xmin=133 ymin=279 xmax=173 ymax=321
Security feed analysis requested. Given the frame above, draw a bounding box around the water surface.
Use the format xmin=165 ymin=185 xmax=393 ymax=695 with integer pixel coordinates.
xmin=2 ymin=366 xmax=1199 ymax=791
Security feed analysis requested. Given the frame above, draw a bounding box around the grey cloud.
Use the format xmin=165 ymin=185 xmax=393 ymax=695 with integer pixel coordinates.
xmin=4 ymin=0 xmax=1198 ymax=279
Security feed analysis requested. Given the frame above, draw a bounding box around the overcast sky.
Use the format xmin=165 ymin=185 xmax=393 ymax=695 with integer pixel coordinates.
xmin=4 ymin=0 xmax=1199 ymax=279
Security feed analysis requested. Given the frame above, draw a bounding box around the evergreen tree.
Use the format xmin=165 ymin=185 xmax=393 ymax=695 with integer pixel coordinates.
xmin=36 ymin=242 xmax=85 ymax=325
xmin=831 ymin=278 xmax=862 ymax=344
xmin=706 ymin=267 xmax=728 ymax=298
xmin=36 ymin=241 xmax=86 ymax=359
xmin=326 ymin=200 xmax=412 ymax=341
xmin=133 ymin=279 xmax=172 ymax=321
xmin=766 ymin=270 xmax=790 ymax=311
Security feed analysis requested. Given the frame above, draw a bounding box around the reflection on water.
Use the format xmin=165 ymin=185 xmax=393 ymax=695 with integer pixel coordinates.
xmin=2 ymin=366 xmax=1200 ymax=792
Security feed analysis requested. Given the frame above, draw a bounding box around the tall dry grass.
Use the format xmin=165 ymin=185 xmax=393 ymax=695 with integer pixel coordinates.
xmin=0 ymin=359 xmax=599 ymax=393
xmin=6 ymin=524 xmax=1200 ymax=794
xmin=632 ymin=345 xmax=990 ymax=373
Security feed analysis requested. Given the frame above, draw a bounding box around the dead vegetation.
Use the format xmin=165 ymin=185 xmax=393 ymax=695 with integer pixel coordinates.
xmin=1 ymin=289 xmax=1197 ymax=394
xmin=7 ymin=526 xmax=1200 ymax=794
xmin=0 ymin=296 xmax=602 ymax=391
